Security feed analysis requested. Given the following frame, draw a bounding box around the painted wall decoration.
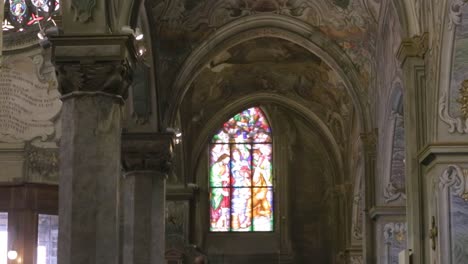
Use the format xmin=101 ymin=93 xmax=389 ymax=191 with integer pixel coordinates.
xmin=379 ymin=222 xmax=407 ymax=264
xmin=151 ymin=0 xmax=376 ymax=120
xmin=385 ymin=113 xmax=406 ymax=204
xmin=209 ymin=107 xmax=273 ymax=232
xmin=439 ymin=1 xmax=468 ymax=133
xmin=437 ymin=165 xmax=468 ymax=263
xmin=449 ymin=4 xmax=468 ymax=119
xmin=183 ymin=38 xmax=353 ymax=158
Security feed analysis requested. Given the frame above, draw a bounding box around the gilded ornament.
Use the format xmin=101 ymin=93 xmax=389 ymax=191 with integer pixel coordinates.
xmin=457 ymin=80 xmax=468 ymax=119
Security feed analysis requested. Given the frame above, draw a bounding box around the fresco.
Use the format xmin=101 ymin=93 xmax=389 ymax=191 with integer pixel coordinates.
xmin=182 ymin=38 xmax=353 ymax=156
xmin=450 ymin=193 xmax=468 ymax=263
xmin=151 ymin=0 xmax=376 ymax=119
xmin=379 ymin=222 xmax=407 ymax=264
xmin=450 ymin=4 xmax=468 ymax=117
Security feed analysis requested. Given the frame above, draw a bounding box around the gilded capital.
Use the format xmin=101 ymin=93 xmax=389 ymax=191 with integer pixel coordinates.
xmin=397 ymin=33 xmax=429 ymax=65
xmin=122 ymin=133 xmax=176 ymax=174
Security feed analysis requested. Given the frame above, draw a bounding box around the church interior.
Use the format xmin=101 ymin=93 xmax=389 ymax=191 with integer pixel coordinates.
xmin=0 ymin=0 xmax=468 ymax=263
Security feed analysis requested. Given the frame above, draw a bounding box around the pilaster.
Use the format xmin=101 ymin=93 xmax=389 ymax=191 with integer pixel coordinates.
xmin=396 ymin=33 xmax=428 ymax=264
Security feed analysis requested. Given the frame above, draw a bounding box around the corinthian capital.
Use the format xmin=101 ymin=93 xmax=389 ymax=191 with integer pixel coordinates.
xmin=51 ymin=35 xmax=134 ymax=99
xmin=122 ymin=133 xmax=175 ymax=174
xmin=397 ymin=33 xmax=429 ymax=65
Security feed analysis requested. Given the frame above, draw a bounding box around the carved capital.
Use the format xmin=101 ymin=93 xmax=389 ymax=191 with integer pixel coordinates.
xmin=397 ymin=33 xmax=429 ymax=65
xmin=56 ymin=62 xmax=132 ymax=99
xmin=122 ymin=133 xmax=175 ymax=174
xmin=71 ymin=0 xmax=97 ymax=23
xmin=51 ymin=35 xmax=134 ymax=99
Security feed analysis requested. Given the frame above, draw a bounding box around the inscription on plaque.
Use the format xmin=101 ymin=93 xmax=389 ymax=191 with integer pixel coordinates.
xmin=0 ymin=57 xmax=61 ymax=142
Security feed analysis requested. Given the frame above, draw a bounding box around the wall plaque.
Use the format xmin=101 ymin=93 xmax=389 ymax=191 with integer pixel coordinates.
xmin=0 ymin=56 xmax=61 ymax=142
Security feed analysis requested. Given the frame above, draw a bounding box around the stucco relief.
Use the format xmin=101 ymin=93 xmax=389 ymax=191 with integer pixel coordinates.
xmin=0 ymin=55 xmax=61 ymax=143
xmin=437 ymin=165 xmax=468 ymax=263
xmin=438 ymin=1 xmax=468 ymax=133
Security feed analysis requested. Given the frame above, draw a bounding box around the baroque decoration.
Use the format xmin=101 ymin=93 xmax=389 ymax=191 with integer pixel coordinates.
xmin=209 ymin=107 xmax=273 ymax=232
xmin=2 ymin=0 xmax=60 ymax=32
xmin=439 ymin=0 xmax=468 ymax=133
xmin=437 ymin=165 xmax=468 ymax=263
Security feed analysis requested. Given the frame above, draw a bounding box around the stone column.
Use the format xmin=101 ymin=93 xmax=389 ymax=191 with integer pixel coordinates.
xmin=51 ymin=35 xmax=133 ymax=264
xmin=396 ymin=33 xmax=428 ymax=264
xmin=122 ymin=133 xmax=175 ymax=264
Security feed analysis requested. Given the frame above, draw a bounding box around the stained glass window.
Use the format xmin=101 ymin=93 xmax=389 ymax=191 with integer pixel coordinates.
xmin=3 ymin=0 xmax=60 ymax=32
xmin=210 ymin=107 xmax=273 ymax=232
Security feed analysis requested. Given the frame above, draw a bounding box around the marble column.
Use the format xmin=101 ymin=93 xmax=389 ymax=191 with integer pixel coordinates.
xmin=122 ymin=133 xmax=175 ymax=264
xmin=51 ymin=35 xmax=133 ymax=264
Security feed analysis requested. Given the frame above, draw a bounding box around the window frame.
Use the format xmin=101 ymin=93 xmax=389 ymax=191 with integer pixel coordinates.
xmin=207 ymin=107 xmax=275 ymax=233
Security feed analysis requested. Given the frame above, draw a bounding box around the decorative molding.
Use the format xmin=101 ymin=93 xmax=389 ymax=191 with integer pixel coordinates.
xmin=71 ymin=0 xmax=97 ymax=23
xmin=439 ymin=1 xmax=468 ymax=133
xmin=439 ymin=165 xmax=468 ymax=200
xmin=122 ymin=132 xmax=175 ymax=174
xmin=449 ymin=0 xmax=468 ymax=28
xmin=436 ymin=164 xmax=468 ymax=263
xmin=457 ymin=80 xmax=468 ymax=119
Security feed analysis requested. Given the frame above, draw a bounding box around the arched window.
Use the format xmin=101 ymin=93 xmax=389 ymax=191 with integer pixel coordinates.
xmin=209 ymin=107 xmax=273 ymax=232
xmin=3 ymin=0 xmax=60 ymax=32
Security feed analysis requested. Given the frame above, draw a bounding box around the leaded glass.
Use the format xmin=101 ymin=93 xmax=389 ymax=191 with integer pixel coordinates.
xmin=209 ymin=107 xmax=273 ymax=232
xmin=3 ymin=0 xmax=60 ymax=32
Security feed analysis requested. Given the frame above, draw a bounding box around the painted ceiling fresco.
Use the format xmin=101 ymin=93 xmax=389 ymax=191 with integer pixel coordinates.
xmin=180 ymin=38 xmax=354 ymax=156
xmin=150 ymin=0 xmax=378 ymax=105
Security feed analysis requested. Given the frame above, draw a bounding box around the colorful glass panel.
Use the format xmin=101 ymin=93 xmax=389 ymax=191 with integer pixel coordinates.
xmin=231 ymin=188 xmax=252 ymax=232
xmin=3 ymin=0 xmax=59 ymax=32
xmin=252 ymin=187 xmax=273 ymax=231
xmin=209 ymin=107 xmax=273 ymax=232
xmin=252 ymin=144 xmax=272 ymax=187
xmin=212 ymin=107 xmax=272 ymax=143
xmin=210 ymin=188 xmax=230 ymax=232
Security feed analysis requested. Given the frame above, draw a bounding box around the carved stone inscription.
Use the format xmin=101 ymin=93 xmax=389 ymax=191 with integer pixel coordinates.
xmin=0 ymin=58 xmax=61 ymax=142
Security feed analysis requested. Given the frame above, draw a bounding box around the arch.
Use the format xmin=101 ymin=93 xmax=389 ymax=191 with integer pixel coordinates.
xmin=189 ymin=93 xmax=344 ymax=187
xmin=165 ymin=14 xmax=371 ymax=133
